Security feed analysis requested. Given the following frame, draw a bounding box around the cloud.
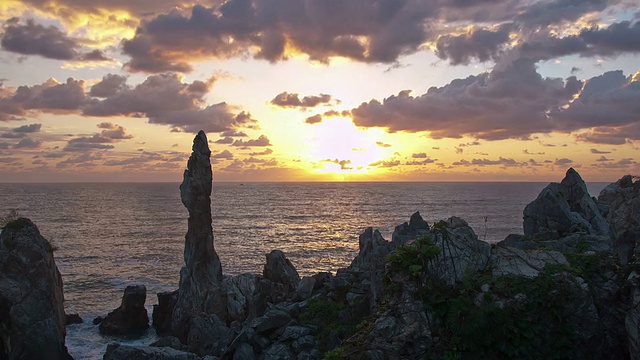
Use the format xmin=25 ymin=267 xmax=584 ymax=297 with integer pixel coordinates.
xmin=121 ymin=1 xmax=440 ymax=72
xmin=250 ymin=148 xmax=273 ymax=156
xmin=452 ymin=157 xmax=525 ymax=166
xmin=406 ymin=158 xmax=436 ymax=165
xmin=554 ymin=158 xmax=573 ymax=165
xmin=321 ymin=158 xmax=352 ymax=170
xmin=435 ymin=23 xmax=513 ymax=65
xmin=221 ymin=130 xmax=247 ymax=137
xmin=0 ymin=78 xmax=86 ymax=119
xmin=232 ymin=135 xmax=271 ymax=147
xmin=212 ymin=149 xmax=234 ymax=159
xmin=90 ymin=74 xmax=128 ymax=98
xmin=1 ymin=19 xmax=111 ymax=62
xmin=305 ymin=114 xmax=323 ymax=124
xmin=13 ymin=137 xmax=41 ymax=149
xmin=590 ymin=148 xmax=611 ymax=154
xmin=214 ymin=136 xmax=234 ymax=144
xmin=552 ymin=70 xmax=640 ymax=135
xmin=271 ymin=92 xmax=333 ymax=108
xmin=376 ymin=141 xmax=391 ymax=147
xmin=63 ymin=123 xmax=132 ymax=151
xmin=369 ymin=159 xmax=401 ymax=168
xmin=351 ymin=59 xmax=582 ymax=140
xmin=412 ymin=152 xmax=427 ymax=158
xmin=12 ymin=123 xmax=41 ymax=133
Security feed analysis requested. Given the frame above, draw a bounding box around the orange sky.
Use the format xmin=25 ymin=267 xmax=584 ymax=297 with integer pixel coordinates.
xmin=0 ymin=0 xmax=639 ymax=182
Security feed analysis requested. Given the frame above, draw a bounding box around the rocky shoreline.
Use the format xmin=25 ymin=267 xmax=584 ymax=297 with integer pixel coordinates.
xmin=1 ymin=131 xmax=639 ymax=359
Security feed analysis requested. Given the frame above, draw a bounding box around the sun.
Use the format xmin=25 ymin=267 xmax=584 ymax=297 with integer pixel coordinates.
xmin=302 ymin=117 xmax=391 ymax=177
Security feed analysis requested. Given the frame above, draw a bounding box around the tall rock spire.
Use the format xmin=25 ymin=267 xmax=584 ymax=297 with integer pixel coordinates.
xmin=171 ymin=130 xmax=227 ymax=341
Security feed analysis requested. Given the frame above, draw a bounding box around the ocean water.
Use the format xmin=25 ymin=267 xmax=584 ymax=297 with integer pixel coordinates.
xmin=0 ymin=181 xmax=609 ymax=359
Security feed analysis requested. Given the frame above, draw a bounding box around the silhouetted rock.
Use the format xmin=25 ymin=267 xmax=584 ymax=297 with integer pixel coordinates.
xmin=99 ymin=285 xmax=149 ymax=336
xmin=172 ymin=130 xmax=227 ymax=341
xmin=65 ymin=313 xmax=83 ymax=325
xmin=153 ymin=290 xmax=178 ymax=336
xmin=391 ymin=211 xmax=430 ymax=246
xmin=263 ymin=250 xmax=300 ymax=293
xmin=0 ymin=218 xmax=72 ymax=360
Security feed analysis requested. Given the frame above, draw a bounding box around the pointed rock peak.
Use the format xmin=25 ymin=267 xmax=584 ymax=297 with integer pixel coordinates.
xmin=409 ymin=211 xmax=429 ymax=231
xmin=560 ymin=167 xmax=585 ymax=188
xmin=192 ymin=130 xmax=210 ymax=155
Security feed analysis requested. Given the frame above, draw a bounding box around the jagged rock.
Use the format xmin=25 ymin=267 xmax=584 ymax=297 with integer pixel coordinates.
xmin=295 ymin=277 xmax=315 ymax=300
xmin=232 ymin=342 xmax=255 ymax=360
xmin=153 ymin=290 xmax=178 ymax=336
xmin=491 ymin=246 xmax=568 ymax=278
xmin=524 ymin=168 xmax=611 ymax=241
xmin=103 ymin=343 xmax=199 ymax=360
xmin=225 ymin=274 xmax=268 ymax=324
xmin=263 ymin=250 xmax=300 ymax=293
xmin=186 ymin=314 xmax=234 ymax=357
xmin=150 ymin=336 xmax=186 ymax=351
xmin=66 ymin=313 xmax=83 ymax=325
xmin=427 ymin=216 xmax=491 ymax=286
xmin=391 ymin=211 xmax=430 ymax=246
xmin=99 ymin=285 xmax=149 ymax=335
xmin=251 ymin=309 xmax=292 ymax=335
xmin=598 ymin=175 xmax=640 ymax=263
xmin=260 ymin=342 xmax=295 ymax=360
xmin=278 ymin=326 xmax=312 ymax=342
xmin=0 ymin=218 xmax=72 ymax=360
xmin=364 ymin=282 xmax=432 ymax=358
xmin=347 ymin=228 xmax=390 ymax=307
xmin=172 ymin=130 xmax=227 ymax=341
xmin=627 ymin=270 xmax=640 ymax=358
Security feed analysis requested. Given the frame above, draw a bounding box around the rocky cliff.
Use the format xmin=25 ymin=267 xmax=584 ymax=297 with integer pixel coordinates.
xmin=0 ymin=218 xmax=72 ymax=360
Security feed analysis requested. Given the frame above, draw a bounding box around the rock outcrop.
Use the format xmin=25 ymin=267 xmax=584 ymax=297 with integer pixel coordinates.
xmin=263 ymin=250 xmax=300 ymax=293
xmin=171 ymin=130 xmax=227 ymax=341
xmin=598 ymin=175 xmax=640 ymax=263
xmin=523 ymin=168 xmax=611 ymax=242
xmin=99 ymin=285 xmax=149 ymax=335
xmin=0 ymin=218 xmax=72 ymax=360
xmin=103 ymin=343 xmax=199 ymax=360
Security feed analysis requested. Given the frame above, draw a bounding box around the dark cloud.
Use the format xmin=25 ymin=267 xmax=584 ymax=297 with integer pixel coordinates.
xmin=516 ymin=0 xmax=612 ymax=30
xmin=376 ymin=141 xmax=391 ymax=147
xmin=305 ymin=115 xmax=323 ymax=124
xmin=0 ymin=73 xmax=257 ymax=133
xmin=221 ymin=130 xmax=248 ymax=137
xmin=406 ymin=158 xmax=436 ymax=165
xmin=90 ymin=74 xmax=128 ymax=98
xmin=412 ymin=152 xmax=427 ymax=158
xmin=232 ymin=135 xmax=271 ymax=147
xmin=351 ymin=59 xmax=582 ymax=140
xmin=13 ymin=123 xmax=42 ymax=133
xmin=1 ymin=19 xmax=112 ymax=62
xmin=552 ymin=70 xmax=640 ymax=133
xmin=435 ymin=23 xmax=513 ymax=65
xmin=369 ymin=159 xmax=401 ymax=168
xmin=121 ymin=1 xmax=440 ymax=72
xmin=452 ymin=157 xmax=524 ymax=166
xmin=13 ymin=137 xmax=41 ymax=149
xmin=590 ymin=148 xmax=611 ymax=154
xmin=270 ymin=92 xmax=333 ymax=108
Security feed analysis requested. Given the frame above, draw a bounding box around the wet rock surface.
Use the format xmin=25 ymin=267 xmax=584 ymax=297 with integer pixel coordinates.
xmin=99 ymin=284 xmax=149 ymax=336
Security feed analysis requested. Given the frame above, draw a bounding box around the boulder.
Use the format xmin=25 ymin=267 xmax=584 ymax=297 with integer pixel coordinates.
xmin=0 ymin=218 xmax=72 ymax=360
xmin=185 ymin=314 xmax=234 ymax=357
xmin=263 ymin=250 xmax=300 ymax=293
xmin=347 ymin=228 xmax=390 ymax=307
xmin=598 ymin=175 xmax=640 ymax=263
xmin=391 ymin=211 xmax=430 ymax=246
xmin=524 ymin=168 xmax=611 ymax=241
xmin=99 ymin=284 xmax=149 ymax=336
xmin=153 ymin=290 xmax=178 ymax=336
xmin=427 ymin=217 xmax=491 ymax=286
xmin=103 ymin=343 xmax=199 ymax=360
xmin=491 ymin=246 xmax=568 ymax=278
xmin=172 ymin=130 xmax=227 ymax=341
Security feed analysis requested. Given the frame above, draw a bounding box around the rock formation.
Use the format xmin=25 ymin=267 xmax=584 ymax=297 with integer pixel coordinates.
xmin=0 ymin=218 xmax=72 ymax=360
xmin=263 ymin=250 xmax=301 ymax=292
xmin=171 ymin=130 xmax=227 ymax=340
xmin=598 ymin=175 xmax=640 ymax=263
xmin=99 ymin=285 xmax=149 ymax=335
xmin=523 ymin=168 xmax=611 ymax=241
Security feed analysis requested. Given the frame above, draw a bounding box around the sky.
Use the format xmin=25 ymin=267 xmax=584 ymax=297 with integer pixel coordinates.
xmin=0 ymin=0 xmax=639 ymax=182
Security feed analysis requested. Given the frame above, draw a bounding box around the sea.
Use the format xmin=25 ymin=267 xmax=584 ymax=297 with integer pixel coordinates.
xmin=0 ymin=181 xmax=609 ymax=359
